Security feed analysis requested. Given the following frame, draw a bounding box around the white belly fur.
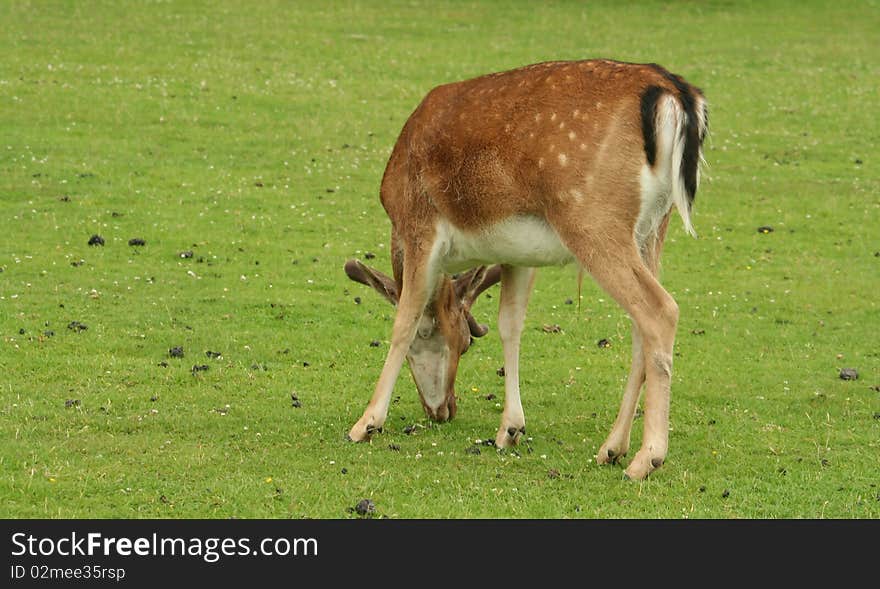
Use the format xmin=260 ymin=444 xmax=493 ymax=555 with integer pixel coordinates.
xmin=437 ymin=216 xmax=575 ymax=273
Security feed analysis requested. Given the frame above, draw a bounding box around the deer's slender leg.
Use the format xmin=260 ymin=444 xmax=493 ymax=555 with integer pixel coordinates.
xmin=596 ymin=215 xmax=671 ymax=466
xmin=494 ymin=265 xmax=537 ymax=448
xmin=596 ymin=321 xmax=645 ymax=464
xmin=348 ymin=245 xmax=438 ymax=442
xmin=552 ymin=216 xmax=678 ymax=479
xmin=588 ymin=253 xmax=676 ymax=479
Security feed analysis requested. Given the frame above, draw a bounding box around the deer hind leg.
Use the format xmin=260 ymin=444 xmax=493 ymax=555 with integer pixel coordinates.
xmin=596 ymin=215 xmax=670 ymax=466
xmin=494 ymin=265 xmax=537 ymax=448
xmin=553 ymin=222 xmax=677 ymax=480
xmin=596 ymin=321 xmax=645 ymax=465
xmin=347 ymin=243 xmax=438 ymax=442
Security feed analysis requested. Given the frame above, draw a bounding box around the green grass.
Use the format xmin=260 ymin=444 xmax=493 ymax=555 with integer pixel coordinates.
xmin=0 ymin=0 xmax=877 ymax=519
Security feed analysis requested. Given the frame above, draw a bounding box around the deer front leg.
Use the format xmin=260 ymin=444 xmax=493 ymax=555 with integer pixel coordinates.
xmin=494 ymin=266 xmax=536 ymax=448
xmin=348 ymin=250 xmax=435 ymax=442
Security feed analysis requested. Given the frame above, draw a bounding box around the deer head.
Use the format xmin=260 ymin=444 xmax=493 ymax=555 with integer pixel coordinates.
xmin=345 ymin=259 xmax=500 ymax=421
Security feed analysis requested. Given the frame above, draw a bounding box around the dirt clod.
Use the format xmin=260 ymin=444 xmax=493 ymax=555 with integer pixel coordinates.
xmin=388 ymin=444 xmax=400 ymax=451
xmin=496 ymin=366 xmax=505 ymax=377
xmin=547 ymin=468 xmax=561 ymax=479
xmin=291 ymin=394 xmax=302 ymax=408
xmin=369 ymin=340 xmax=381 ymax=347
xmin=691 ymin=329 xmax=706 ymax=335
xmin=191 ymin=364 xmax=209 ymax=374
xmin=65 ymin=399 xmax=81 ymax=408
xmin=757 ymin=226 xmax=774 ymax=234
xmin=354 ymin=499 xmax=376 ymax=517
xmin=542 ymin=324 xmax=562 ymax=333
xmin=597 ymin=338 xmax=611 ymax=348
xmin=179 ymin=250 xmax=194 ymax=259
xmin=88 ymin=235 xmax=104 ymax=246
xmin=839 ymin=368 xmax=858 ymax=380
xmin=67 ymin=321 xmax=88 ymax=332
xmin=466 ymin=446 xmax=481 ymax=455
xmin=206 ymin=350 xmax=222 ymax=359
xmin=721 ymin=489 xmax=730 ymax=498
xmin=169 ymin=346 xmax=184 ymax=358
xmin=128 ymin=238 xmax=146 ymax=246
xmin=364 ymin=252 xmax=376 ymax=260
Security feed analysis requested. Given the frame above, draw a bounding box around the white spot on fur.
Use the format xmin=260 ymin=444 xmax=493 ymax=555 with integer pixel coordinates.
xmin=550 ymin=112 xmax=557 ymax=121
xmin=558 ymin=153 xmax=567 ymax=167
xmin=568 ymin=131 xmax=576 ymax=140
xmin=538 ymin=157 xmax=545 ymax=168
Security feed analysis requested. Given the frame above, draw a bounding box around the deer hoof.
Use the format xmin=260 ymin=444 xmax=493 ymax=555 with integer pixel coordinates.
xmin=348 ymin=415 xmax=384 ymax=442
xmin=624 ymin=450 xmax=665 ymax=480
xmin=495 ymin=424 xmax=525 ymax=448
xmin=596 ymin=442 xmax=628 ymax=466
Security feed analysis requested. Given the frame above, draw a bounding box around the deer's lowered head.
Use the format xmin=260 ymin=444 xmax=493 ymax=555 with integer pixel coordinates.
xmin=345 ymin=260 xmax=500 ymax=422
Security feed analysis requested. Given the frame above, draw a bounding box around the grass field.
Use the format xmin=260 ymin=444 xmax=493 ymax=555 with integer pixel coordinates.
xmin=1 ymin=0 xmax=877 ymax=519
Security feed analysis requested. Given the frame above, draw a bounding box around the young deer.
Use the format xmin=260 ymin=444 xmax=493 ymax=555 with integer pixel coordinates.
xmin=344 ymin=59 xmax=708 ymax=480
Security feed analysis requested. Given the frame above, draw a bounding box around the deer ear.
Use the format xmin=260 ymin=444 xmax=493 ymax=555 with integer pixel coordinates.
xmin=344 ymin=259 xmax=398 ymax=305
xmin=455 ymin=264 xmax=502 ymax=308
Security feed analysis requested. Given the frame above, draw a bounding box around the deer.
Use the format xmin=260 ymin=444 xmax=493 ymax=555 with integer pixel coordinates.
xmin=343 ymin=59 xmax=708 ymax=480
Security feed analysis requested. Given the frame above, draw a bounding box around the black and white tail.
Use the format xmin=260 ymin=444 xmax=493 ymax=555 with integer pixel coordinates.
xmin=640 ymin=68 xmax=709 ymax=237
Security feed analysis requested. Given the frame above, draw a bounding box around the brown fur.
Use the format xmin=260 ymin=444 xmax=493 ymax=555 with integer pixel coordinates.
xmin=346 ymin=59 xmax=707 ymax=481
xmin=381 ymin=60 xmax=694 ymax=240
